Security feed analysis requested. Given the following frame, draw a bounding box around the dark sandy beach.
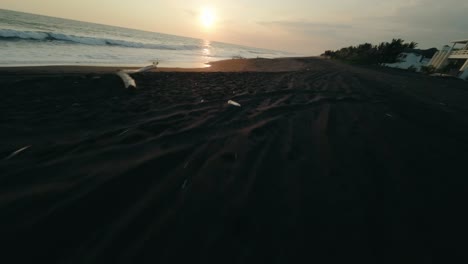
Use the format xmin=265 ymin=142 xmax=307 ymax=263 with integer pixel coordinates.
xmin=1 ymin=57 xmax=468 ymax=263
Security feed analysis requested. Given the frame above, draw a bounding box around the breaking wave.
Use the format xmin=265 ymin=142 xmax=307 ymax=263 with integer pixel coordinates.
xmin=0 ymin=29 xmax=202 ymax=51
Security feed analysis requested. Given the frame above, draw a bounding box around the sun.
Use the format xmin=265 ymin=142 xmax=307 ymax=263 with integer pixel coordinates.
xmin=200 ymin=8 xmax=215 ymax=28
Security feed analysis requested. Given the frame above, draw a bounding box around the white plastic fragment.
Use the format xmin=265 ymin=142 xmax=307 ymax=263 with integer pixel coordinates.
xmin=121 ymin=61 xmax=159 ymax=74
xmin=116 ymin=71 xmax=136 ymax=89
xmin=5 ymin=145 xmax=31 ymax=160
xmin=135 ymin=61 xmax=159 ymax=73
xmin=116 ymin=61 xmax=158 ymax=89
xmin=228 ymin=100 xmax=241 ymax=107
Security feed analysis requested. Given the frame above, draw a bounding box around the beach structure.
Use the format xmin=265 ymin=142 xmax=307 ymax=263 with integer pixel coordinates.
xmin=383 ymin=48 xmax=437 ymax=72
xmin=428 ymin=39 xmax=468 ymax=78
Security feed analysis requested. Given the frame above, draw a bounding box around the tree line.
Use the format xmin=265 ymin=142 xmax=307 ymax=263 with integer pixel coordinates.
xmin=322 ymin=39 xmax=418 ymax=65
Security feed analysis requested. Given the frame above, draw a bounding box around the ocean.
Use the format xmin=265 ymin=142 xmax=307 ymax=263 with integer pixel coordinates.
xmin=0 ymin=9 xmax=292 ymax=68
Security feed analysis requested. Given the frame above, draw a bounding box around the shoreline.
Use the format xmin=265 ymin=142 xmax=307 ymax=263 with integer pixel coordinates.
xmin=0 ymin=57 xmax=316 ymax=74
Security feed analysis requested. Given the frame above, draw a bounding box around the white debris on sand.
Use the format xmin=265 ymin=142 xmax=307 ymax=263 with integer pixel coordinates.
xmin=228 ymin=100 xmax=241 ymax=107
xmin=135 ymin=61 xmax=159 ymax=73
xmin=182 ymin=179 xmax=188 ymax=189
xmin=116 ymin=61 xmax=159 ymax=89
xmin=5 ymin=145 xmax=31 ymax=160
xmin=116 ymin=71 xmax=136 ymax=89
xmin=121 ymin=61 xmax=159 ymax=74
xmin=118 ymin=129 xmax=130 ymax=136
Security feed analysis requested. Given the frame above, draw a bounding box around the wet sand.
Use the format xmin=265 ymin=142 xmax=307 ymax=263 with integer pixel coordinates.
xmin=1 ymin=57 xmax=468 ymax=263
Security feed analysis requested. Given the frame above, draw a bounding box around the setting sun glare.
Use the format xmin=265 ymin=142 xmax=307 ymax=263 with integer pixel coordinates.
xmin=200 ymin=7 xmax=215 ymax=29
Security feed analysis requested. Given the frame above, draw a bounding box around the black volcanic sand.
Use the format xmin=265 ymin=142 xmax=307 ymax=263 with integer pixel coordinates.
xmin=1 ymin=58 xmax=468 ymax=263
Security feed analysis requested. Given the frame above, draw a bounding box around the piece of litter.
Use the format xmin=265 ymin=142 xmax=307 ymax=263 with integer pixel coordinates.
xmin=121 ymin=61 xmax=159 ymax=74
xmin=228 ymin=100 xmax=241 ymax=107
xmin=136 ymin=61 xmax=159 ymax=73
xmin=116 ymin=71 xmax=136 ymax=89
xmin=200 ymin=99 xmax=205 ymax=103
xmin=5 ymin=145 xmax=31 ymax=160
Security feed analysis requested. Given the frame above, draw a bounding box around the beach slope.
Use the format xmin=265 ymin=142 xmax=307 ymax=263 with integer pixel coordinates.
xmin=1 ymin=57 xmax=468 ymax=263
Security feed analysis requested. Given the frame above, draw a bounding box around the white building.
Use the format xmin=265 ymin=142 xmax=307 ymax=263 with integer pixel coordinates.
xmin=383 ymin=48 xmax=437 ymax=72
xmin=428 ymin=39 xmax=468 ymax=79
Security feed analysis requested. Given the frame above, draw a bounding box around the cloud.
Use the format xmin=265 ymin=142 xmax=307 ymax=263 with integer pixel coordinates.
xmin=258 ymin=20 xmax=352 ymax=35
xmin=257 ymin=20 xmax=355 ymax=43
xmin=391 ymin=0 xmax=468 ymax=30
xmin=356 ymin=0 xmax=468 ymax=46
xmin=182 ymin=0 xmax=467 ymax=54
xmin=183 ymin=9 xmax=197 ymax=18
xmin=259 ymin=21 xmax=352 ymax=31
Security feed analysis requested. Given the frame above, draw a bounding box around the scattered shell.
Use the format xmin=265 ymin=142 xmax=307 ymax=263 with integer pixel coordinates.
xmin=228 ymin=100 xmax=241 ymax=107
xmin=5 ymin=145 xmax=31 ymax=160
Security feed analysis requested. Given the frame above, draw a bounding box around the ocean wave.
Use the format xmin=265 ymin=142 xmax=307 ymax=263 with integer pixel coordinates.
xmin=0 ymin=29 xmax=202 ymax=51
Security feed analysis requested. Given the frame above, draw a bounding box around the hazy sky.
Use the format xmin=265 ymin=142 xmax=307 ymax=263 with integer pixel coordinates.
xmin=1 ymin=0 xmax=467 ymax=54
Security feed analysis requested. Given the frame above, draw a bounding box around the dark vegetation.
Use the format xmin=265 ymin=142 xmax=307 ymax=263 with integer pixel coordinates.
xmin=322 ymin=38 xmax=418 ymax=65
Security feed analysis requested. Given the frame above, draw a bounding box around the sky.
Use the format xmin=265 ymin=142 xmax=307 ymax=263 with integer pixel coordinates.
xmin=1 ymin=0 xmax=467 ymax=55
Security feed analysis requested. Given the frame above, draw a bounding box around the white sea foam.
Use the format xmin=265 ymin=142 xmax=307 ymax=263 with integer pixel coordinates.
xmin=0 ymin=29 xmax=49 ymax=40
xmin=0 ymin=29 xmax=202 ymax=51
